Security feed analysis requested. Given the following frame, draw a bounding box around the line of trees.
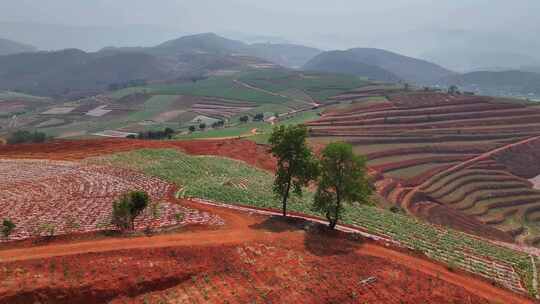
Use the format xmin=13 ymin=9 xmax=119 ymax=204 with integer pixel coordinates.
xmin=128 ymin=128 xmax=175 ymax=140
xmin=270 ymin=125 xmax=372 ymax=229
xmin=7 ymin=130 xmax=49 ymax=145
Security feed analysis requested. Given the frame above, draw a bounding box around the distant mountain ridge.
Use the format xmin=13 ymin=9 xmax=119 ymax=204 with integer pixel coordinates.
xmin=303 ymin=50 xmax=401 ymax=82
xmin=304 ymin=48 xmax=454 ymax=84
xmin=101 ymin=33 xmax=321 ymax=68
xmin=440 ymin=70 xmax=540 ymax=96
xmin=0 ymin=38 xmax=37 ymax=56
xmin=0 ymin=33 xmax=316 ymax=97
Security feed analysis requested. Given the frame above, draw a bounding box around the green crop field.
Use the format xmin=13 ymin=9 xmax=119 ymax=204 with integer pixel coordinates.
xmin=91 ymin=148 xmax=536 ymax=297
xmin=110 ymin=76 xmax=290 ymax=104
xmin=176 ymin=109 xmax=322 ymax=142
xmin=237 ymin=69 xmax=368 ymax=102
xmin=0 ymin=91 xmax=51 ymax=102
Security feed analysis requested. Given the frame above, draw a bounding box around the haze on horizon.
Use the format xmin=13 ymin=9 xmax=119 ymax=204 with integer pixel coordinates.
xmin=1 ymin=0 xmax=539 ymax=70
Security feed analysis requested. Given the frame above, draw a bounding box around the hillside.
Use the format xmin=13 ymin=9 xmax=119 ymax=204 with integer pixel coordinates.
xmin=304 ymin=48 xmax=454 ymax=84
xmin=153 ymin=33 xmax=249 ymax=56
xmin=423 ymin=49 xmax=540 ymax=72
xmin=303 ymin=51 xmax=401 ymax=82
xmin=0 ymin=50 xmax=173 ymax=97
xmin=0 ymin=38 xmax=37 ymax=56
xmin=441 ymin=70 xmax=540 ymax=96
xmin=248 ymin=43 xmax=322 ymax=68
xmin=308 ymin=88 xmax=540 ymax=248
xmin=0 ymin=33 xmax=321 ymax=98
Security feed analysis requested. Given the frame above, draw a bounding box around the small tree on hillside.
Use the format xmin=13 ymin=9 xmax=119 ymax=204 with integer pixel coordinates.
xmin=164 ymin=127 xmax=175 ymax=139
xmin=112 ymin=191 xmax=150 ymax=231
xmin=199 ymin=123 xmax=206 ymax=130
xmin=253 ymin=113 xmax=264 ymax=121
xmin=189 ymin=125 xmax=196 ymax=132
xmin=313 ymin=142 xmax=372 ymax=229
xmin=1 ymin=219 xmax=15 ymax=240
xmin=239 ymin=115 xmax=249 ymax=123
xmin=448 ymin=85 xmax=460 ymax=95
xmin=269 ymin=125 xmax=319 ymax=217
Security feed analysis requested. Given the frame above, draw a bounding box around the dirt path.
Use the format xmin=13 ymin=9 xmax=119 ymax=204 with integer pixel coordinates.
xmin=0 ymin=199 xmax=534 ymax=304
xmin=402 ymin=135 xmax=540 ymax=210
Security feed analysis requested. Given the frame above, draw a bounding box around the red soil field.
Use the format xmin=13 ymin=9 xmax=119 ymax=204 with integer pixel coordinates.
xmin=0 ymin=138 xmax=277 ymax=171
xmin=0 ymin=159 xmax=223 ymax=242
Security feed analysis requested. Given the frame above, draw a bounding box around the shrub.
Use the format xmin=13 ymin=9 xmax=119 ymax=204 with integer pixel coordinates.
xmin=136 ymin=128 xmax=176 ymax=140
xmin=189 ymin=126 xmax=196 ymax=132
xmin=253 ymin=113 xmax=264 ymax=121
xmin=239 ymin=115 xmax=249 ymax=123
xmin=174 ymin=212 xmax=185 ymax=224
xmin=1 ymin=219 xmax=15 ymax=239
xmin=112 ymin=191 xmax=150 ymax=231
xmin=39 ymin=223 xmax=56 ymax=238
xmin=211 ymin=120 xmax=225 ymax=128
xmin=199 ymin=123 xmax=206 ymax=130
xmin=7 ymin=130 xmax=49 ymax=144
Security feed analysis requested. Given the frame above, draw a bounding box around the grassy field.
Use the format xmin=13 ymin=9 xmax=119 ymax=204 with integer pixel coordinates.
xmin=92 ymin=148 xmax=536 ymax=297
xmin=0 ymin=91 xmax=51 ymax=102
xmin=238 ymin=69 xmax=368 ymax=102
xmin=110 ymin=77 xmax=290 ymax=104
xmin=175 ymin=109 xmax=322 ymax=142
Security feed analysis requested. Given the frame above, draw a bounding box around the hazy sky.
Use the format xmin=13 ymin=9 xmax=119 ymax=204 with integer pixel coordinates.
xmin=1 ymin=0 xmax=539 ymax=55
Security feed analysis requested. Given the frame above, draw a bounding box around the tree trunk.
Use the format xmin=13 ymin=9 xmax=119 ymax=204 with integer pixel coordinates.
xmin=330 ymin=190 xmax=341 ymax=230
xmin=282 ymin=181 xmax=291 ymax=217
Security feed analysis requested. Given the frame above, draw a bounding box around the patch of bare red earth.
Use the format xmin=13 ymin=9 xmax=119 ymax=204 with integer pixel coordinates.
xmin=0 ymin=217 xmax=531 ymax=304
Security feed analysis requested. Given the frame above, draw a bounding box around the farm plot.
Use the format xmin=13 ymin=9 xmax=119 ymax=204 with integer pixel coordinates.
xmin=94 ymin=148 xmax=537 ymax=297
xmin=0 ymin=159 xmax=223 ymax=242
xmin=42 ymin=107 xmax=75 ymax=115
xmin=191 ymin=99 xmax=254 ymax=120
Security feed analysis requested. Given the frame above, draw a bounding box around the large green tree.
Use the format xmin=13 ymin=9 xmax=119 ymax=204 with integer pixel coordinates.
xmin=269 ymin=125 xmax=319 ymax=217
xmin=313 ymin=142 xmax=372 ymax=229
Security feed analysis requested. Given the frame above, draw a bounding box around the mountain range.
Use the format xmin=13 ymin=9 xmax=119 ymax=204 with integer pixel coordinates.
xmin=304 ymin=48 xmax=454 ymax=84
xmin=1 ymin=32 xmax=539 ymax=99
xmin=0 ymin=38 xmax=37 ymax=56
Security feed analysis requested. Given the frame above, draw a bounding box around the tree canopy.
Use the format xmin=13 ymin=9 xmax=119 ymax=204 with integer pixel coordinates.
xmin=313 ymin=142 xmax=372 ymax=229
xmin=269 ymin=125 xmax=319 ymax=216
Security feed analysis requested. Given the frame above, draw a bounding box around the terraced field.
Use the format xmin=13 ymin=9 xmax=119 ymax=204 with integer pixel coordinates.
xmin=307 ymin=91 xmax=540 ymax=247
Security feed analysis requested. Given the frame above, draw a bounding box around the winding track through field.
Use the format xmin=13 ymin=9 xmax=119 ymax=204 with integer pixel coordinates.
xmin=0 ymin=197 xmax=534 ymax=304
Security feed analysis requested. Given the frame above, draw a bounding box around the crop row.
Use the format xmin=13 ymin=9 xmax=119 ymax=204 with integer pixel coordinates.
xmin=312 ymin=103 xmax=531 ymax=126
